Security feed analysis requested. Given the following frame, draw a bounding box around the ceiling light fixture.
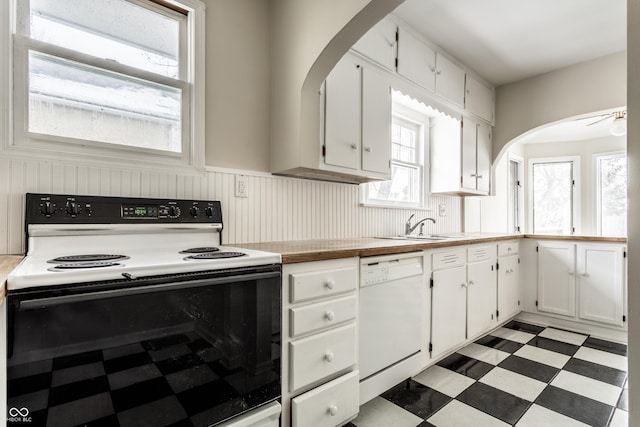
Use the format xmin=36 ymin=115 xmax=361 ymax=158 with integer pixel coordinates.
xmin=609 ymin=111 xmax=627 ymax=136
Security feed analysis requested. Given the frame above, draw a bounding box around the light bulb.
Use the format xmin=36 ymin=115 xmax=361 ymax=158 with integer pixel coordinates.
xmin=609 ymin=112 xmax=627 ymax=136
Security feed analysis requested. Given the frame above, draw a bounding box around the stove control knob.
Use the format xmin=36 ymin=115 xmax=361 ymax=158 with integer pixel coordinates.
xmin=190 ymin=206 xmax=200 ymax=217
xmin=168 ymin=205 xmax=181 ymax=218
xmin=65 ymin=201 xmax=80 ymax=216
xmin=205 ymin=207 xmax=214 ymax=218
xmin=40 ymin=201 xmax=55 ymax=216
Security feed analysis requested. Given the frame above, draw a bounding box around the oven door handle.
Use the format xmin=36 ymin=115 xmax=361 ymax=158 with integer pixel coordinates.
xmin=17 ymin=271 xmax=281 ymax=310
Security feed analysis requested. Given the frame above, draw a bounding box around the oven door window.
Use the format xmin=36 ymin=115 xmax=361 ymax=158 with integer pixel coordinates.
xmin=6 ymin=269 xmax=281 ymax=427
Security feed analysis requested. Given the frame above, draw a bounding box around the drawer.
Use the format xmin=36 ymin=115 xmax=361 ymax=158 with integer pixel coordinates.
xmin=290 ymin=266 xmax=357 ymax=303
xmin=468 ymin=244 xmax=496 ymax=263
xmin=432 ymin=248 xmax=466 ymax=270
xmin=498 ymin=241 xmax=519 ymax=257
xmin=289 ymin=322 xmax=356 ymax=391
xmin=290 ymin=295 xmax=357 ymax=338
xmin=291 ymin=371 xmax=359 ymax=427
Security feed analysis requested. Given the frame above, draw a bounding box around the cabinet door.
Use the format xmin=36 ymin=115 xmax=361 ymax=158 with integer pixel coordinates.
xmin=324 ymin=55 xmax=361 ymax=170
xmin=476 ymin=122 xmax=491 ymax=193
xmin=435 ymin=53 xmax=465 ymax=107
xmin=352 ymin=18 xmax=397 ymax=71
xmin=537 ymin=242 xmax=576 ymax=317
xmin=461 ymin=118 xmax=478 ymax=191
xmin=397 ymin=28 xmax=436 ymax=92
xmin=431 ymin=266 xmax=467 ymax=359
xmin=465 ymin=75 xmax=494 ymax=123
xmin=498 ymin=254 xmax=520 ymax=321
xmin=361 ymin=66 xmax=391 ymax=176
xmin=467 ymin=259 xmax=497 ymax=338
xmin=577 ymin=244 xmax=625 ymax=326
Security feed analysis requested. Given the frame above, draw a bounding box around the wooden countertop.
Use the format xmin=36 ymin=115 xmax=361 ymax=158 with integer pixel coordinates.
xmin=524 ymin=234 xmax=627 ymax=243
xmin=233 ymin=233 xmax=628 ymax=264
xmin=0 ymin=255 xmax=24 ymax=303
xmin=232 ymin=233 xmax=523 ymax=264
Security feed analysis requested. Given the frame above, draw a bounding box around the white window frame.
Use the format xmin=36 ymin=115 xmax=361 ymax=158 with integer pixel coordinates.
xmin=507 ymin=152 xmax=524 ymax=233
xmin=2 ymin=0 xmax=206 ymax=171
xmin=361 ymin=103 xmax=429 ymax=209
xmin=528 ymin=156 xmax=581 ymax=235
xmin=594 ymin=151 xmax=627 ymax=236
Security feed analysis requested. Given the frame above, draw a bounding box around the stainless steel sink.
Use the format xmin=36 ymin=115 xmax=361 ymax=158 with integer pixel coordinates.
xmin=376 ymin=235 xmax=454 ymax=241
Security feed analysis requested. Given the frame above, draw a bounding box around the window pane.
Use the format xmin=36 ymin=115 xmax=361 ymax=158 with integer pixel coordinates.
xmin=599 ymin=156 xmax=627 ymax=236
xmin=368 ymin=163 xmax=420 ymax=204
xmin=533 ymin=162 xmax=573 ymax=234
xmin=28 ymin=0 xmax=180 ymax=78
xmin=28 ymin=51 xmax=182 ymax=152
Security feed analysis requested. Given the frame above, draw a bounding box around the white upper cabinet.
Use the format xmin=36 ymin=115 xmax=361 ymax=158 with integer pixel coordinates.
xmin=397 ymin=27 xmax=436 ymax=91
xmin=434 ymin=54 xmax=465 ymax=107
xmin=465 ymin=74 xmax=495 ymax=123
xmin=432 ymin=116 xmax=491 ymax=196
xmin=352 ymin=19 xmax=397 ymax=71
xmin=324 ymin=53 xmax=391 ymax=179
xmin=397 ymin=28 xmax=466 ymax=108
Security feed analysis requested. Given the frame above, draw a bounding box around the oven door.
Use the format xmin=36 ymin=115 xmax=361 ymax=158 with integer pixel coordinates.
xmin=6 ymin=265 xmax=281 ymax=427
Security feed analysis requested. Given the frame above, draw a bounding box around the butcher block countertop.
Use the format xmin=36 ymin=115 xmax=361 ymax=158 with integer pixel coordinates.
xmin=233 ymin=233 xmax=628 ymax=264
xmin=0 ymin=255 xmax=24 ymax=304
xmin=232 ymin=233 xmax=523 ymax=264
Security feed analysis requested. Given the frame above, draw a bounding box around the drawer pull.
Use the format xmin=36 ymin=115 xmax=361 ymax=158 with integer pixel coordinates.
xmin=324 ymin=351 xmax=335 ymax=362
xmin=328 ymin=405 xmax=338 ymax=416
xmin=325 ymin=280 xmax=335 ymax=290
xmin=325 ymin=310 xmax=335 ymax=321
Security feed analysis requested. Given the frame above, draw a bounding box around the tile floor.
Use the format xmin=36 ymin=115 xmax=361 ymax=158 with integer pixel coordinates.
xmin=346 ymin=321 xmax=628 ymax=427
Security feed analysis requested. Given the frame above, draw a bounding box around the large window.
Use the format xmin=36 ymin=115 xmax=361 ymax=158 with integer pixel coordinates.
xmin=364 ymin=115 xmax=425 ymax=207
xmin=11 ymin=0 xmax=204 ymax=167
xmin=596 ymin=153 xmax=627 ymax=236
xmin=530 ymin=157 xmax=579 ymax=235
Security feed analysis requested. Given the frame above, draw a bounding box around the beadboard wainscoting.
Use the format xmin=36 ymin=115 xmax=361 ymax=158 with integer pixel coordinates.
xmin=0 ymin=157 xmax=461 ymax=254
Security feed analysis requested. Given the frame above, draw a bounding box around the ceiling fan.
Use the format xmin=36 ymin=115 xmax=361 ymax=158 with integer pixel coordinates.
xmin=585 ymin=111 xmax=627 ymax=136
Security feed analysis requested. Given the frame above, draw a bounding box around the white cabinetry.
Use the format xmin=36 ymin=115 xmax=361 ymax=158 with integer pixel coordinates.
xmin=537 ymin=242 xmax=576 ymax=317
xmin=430 ymin=245 xmax=497 ymax=359
xmin=465 ymin=74 xmax=495 ymax=123
xmin=536 ymin=241 xmax=626 ymax=328
xmin=430 ymin=249 xmax=467 ymax=360
xmin=281 ymin=258 xmax=359 ymax=427
xmin=431 ymin=117 xmax=491 ymax=196
xmin=352 ymin=18 xmax=397 ymax=71
xmin=577 ymin=244 xmax=625 ymax=326
xmin=497 ymin=241 xmax=521 ymax=322
xmin=466 ymin=245 xmax=497 ymax=338
xmin=396 ymin=28 xmax=465 ymax=106
xmin=324 ymin=53 xmax=391 ymax=179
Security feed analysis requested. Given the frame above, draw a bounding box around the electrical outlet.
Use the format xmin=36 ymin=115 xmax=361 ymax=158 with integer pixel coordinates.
xmin=438 ymin=204 xmax=447 ymax=217
xmin=235 ymin=175 xmax=248 ymax=198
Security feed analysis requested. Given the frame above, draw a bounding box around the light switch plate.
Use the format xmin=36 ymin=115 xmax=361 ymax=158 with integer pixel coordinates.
xmin=235 ymin=175 xmax=248 ymax=198
xmin=438 ymin=204 xmax=447 ymax=217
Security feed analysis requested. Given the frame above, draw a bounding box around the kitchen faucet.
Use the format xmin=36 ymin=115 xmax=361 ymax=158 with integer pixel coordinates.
xmin=405 ymin=214 xmax=436 ymax=235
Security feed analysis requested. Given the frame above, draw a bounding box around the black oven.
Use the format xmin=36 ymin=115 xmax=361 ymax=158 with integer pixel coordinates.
xmin=6 ymin=264 xmax=281 ymax=427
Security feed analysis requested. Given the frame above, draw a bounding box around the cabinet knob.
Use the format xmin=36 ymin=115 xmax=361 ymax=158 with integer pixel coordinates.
xmin=429 ymin=66 xmax=435 ymax=73
xmin=325 ymin=310 xmax=335 ymax=321
xmin=350 ymin=144 xmax=358 ymax=150
xmin=581 ymin=272 xmax=589 ymax=278
xmin=364 ymin=146 xmax=372 ymax=153
xmin=328 ymin=405 xmax=338 ymax=416
xmin=468 ymin=280 xmax=475 ymax=286
xmin=568 ymin=271 xmax=575 ymax=276
xmin=325 ymin=280 xmax=335 ymax=290
xmin=436 ymin=70 xmax=442 ymax=75
xmin=324 ymin=352 xmax=335 ymax=362
xmin=461 ymin=283 xmax=467 ymax=288
xmin=476 ymin=174 xmax=483 ymax=179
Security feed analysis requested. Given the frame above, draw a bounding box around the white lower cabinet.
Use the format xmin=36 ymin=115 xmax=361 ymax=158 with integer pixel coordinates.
xmin=466 ymin=250 xmax=497 ymax=338
xmin=431 ymin=263 xmax=467 ymax=359
xmin=291 ymin=371 xmax=359 ymax=427
xmin=281 ymin=258 xmax=359 ymax=427
xmin=577 ymin=244 xmax=625 ymax=326
xmin=536 ymin=241 xmax=626 ymax=328
xmin=497 ymin=241 xmax=521 ymax=322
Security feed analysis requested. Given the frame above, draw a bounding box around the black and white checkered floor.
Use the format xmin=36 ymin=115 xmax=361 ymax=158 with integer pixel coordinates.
xmin=346 ymin=321 xmax=628 ymax=427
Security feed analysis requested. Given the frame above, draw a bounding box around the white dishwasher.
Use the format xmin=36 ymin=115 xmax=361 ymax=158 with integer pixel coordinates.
xmin=359 ymin=252 xmax=425 ymax=403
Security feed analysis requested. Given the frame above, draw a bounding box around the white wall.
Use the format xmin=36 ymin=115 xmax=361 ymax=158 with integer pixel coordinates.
xmin=0 ymin=157 xmax=462 ymax=255
xmin=493 ymin=52 xmax=626 ymax=161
